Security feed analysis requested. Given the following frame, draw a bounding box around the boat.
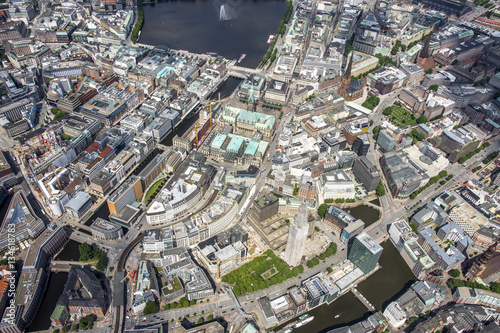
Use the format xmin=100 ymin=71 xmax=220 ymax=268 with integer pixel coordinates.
xmin=294 ymin=316 xmax=314 ymax=328
xmin=283 ymin=329 xmax=293 ymax=333
xmin=267 ymin=34 xmax=275 ymax=43
xmin=238 ymin=54 xmax=246 ymax=63
xmin=335 ymin=314 xmax=340 ymax=318
xmin=299 ymin=314 xmax=309 ymax=320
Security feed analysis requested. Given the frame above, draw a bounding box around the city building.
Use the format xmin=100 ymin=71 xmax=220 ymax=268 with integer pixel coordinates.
xmin=377 ymin=129 xmax=397 ymax=152
xmin=352 ymin=134 xmax=369 ymax=156
xmin=64 ymin=191 xmax=93 ymax=219
xmin=352 ymin=157 xmax=380 ymax=192
xmin=318 ymin=170 xmax=356 ymax=200
xmin=454 ymin=287 xmax=500 ymax=310
xmin=418 ymin=228 xmax=466 ymax=271
xmin=389 ymin=221 xmax=435 ymax=278
xmin=366 ymin=66 xmax=407 ymax=95
xmin=146 ymin=153 xmax=216 ymax=225
xmin=0 ymin=190 xmax=45 ymax=252
xmin=410 ymin=202 xmax=449 ymax=230
xmin=283 ymin=201 xmax=309 ymax=267
xmin=324 ymin=206 xmax=365 ymax=243
xmin=348 ymin=232 xmax=383 ymax=274
xmin=380 ymin=151 xmax=429 ymax=198
xmin=437 ymin=127 xmax=484 ymax=163
xmin=51 ymin=266 xmax=107 ymax=324
xmin=219 ymin=105 xmax=275 ymax=139
xmin=107 ymin=176 xmax=143 ymax=215
xmin=249 ymin=193 xmax=279 ymax=225
xmin=90 ymin=218 xmax=124 ymax=241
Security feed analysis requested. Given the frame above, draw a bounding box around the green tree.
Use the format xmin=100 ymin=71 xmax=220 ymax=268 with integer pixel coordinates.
xmin=327 ymin=267 xmax=333 ymax=274
xmin=416 ymin=115 xmax=428 ymax=124
xmin=425 ymin=69 xmax=433 ymax=74
xmin=449 ymin=269 xmax=461 ymax=278
xmin=71 ymin=325 xmax=78 ymax=332
xmin=143 ymin=301 xmax=158 ymax=315
xmin=61 ymin=327 xmax=68 ymax=333
xmin=372 ymin=125 xmax=380 ymax=140
xmin=428 ymin=84 xmax=439 ymax=91
xmin=410 ymin=224 xmax=418 ymax=233
xmin=383 ymin=106 xmax=393 ymax=116
xmin=292 ymin=184 xmax=299 ymax=196
xmin=376 ymin=181 xmax=386 ymax=197
xmin=318 ymin=203 xmax=328 ymax=218
xmin=207 ymin=315 xmax=213 ymax=321
xmin=78 ymin=243 xmax=94 ymax=261
xmin=197 ymin=318 xmax=204 ymax=325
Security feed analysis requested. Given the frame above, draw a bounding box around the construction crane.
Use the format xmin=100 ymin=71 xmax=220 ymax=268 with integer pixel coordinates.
xmin=4 ymin=145 xmax=48 ymax=169
xmin=121 ymin=269 xmax=136 ymax=294
xmin=210 ymin=254 xmax=267 ymax=280
xmin=194 ymin=96 xmax=231 ymax=146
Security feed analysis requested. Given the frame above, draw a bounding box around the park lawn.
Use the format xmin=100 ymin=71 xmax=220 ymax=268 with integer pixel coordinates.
xmin=391 ymin=106 xmax=417 ymax=127
xmin=144 ymin=178 xmax=167 ymax=202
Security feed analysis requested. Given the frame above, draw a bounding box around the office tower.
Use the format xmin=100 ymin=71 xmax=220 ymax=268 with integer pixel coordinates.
xmin=283 ymin=201 xmax=309 ymax=267
xmin=348 ymin=232 xmax=383 ymax=274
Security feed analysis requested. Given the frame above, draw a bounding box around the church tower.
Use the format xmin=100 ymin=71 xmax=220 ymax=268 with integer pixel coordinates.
xmin=337 ymin=52 xmax=353 ymax=99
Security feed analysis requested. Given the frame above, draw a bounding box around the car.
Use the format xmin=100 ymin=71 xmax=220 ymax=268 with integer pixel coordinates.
xmin=142 ymin=319 xmax=146 ymax=322
xmin=222 ymin=311 xmax=226 ymax=314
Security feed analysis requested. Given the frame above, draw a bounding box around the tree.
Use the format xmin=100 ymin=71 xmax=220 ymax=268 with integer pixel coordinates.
xmin=376 ymin=181 xmax=386 ymax=197
xmin=197 ymin=318 xmax=204 ymax=325
xmin=425 ymin=69 xmax=433 ymax=74
xmin=410 ymin=224 xmax=418 ymax=233
xmin=61 ymin=327 xmax=68 ymax=333
xmin=416 ymin=115 xmax=428 ymax=124
xmin=370 ymin=119 xmax=373 ymax=126
xmin=207 ymin=315 xmax=213 ymax=321
xmin=78 ymin=243 xmax=94 ymax=261
xmin=428 ymin=84 xmax=439 ymax=91
xmin=383 ymin=106 xmax=393 ymax=116
xmin=143 ymin=301 xmax=158 ymax=315
xmin=327 ymin=267 xmax=333 ymax=274
xmin=71 ymin=325 xmax=78 ymax=332
xmin=449 ymin=269 xmax=461 ymax=278
xmin=372 ymin=125 xmax=380 ymax=140
xmin=318 ymin=203 xmax=328 ymax=218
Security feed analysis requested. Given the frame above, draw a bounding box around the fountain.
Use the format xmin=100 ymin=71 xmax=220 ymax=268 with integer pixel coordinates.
xmin=220 ymin=4 xmax=228 ymax=20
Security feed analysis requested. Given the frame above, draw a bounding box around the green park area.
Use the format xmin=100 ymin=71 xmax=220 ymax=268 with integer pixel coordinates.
xmin=221 ymin=250 xmax=304 ymax=297
xmin=144 ymin=178 xmax=167 ymax=202
xmin=384 ymin=104 xmax=417 ymax=127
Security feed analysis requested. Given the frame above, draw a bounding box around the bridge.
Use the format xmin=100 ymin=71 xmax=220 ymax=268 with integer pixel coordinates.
xmin=227 ymin=65 xmax=264 ymax=79
xmin=51 ymin=260 xmax=96 ymax=272
xmin=351 ymin=287 xmax=376 ymax=312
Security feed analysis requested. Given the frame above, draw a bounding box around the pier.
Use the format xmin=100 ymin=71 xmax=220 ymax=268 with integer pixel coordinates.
xmin=351 ymin=288 xmax=376 ymax=312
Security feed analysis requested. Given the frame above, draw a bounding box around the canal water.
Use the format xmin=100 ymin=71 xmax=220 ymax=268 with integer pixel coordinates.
xmin=27 ymin=272 xmax=68 ymax=332
xmin=54 ymin=239 xmax=82 ymax=261
xmin=139 ymin=0 xmax=288 ymax=68
xmin=278 ymin=241 xmax=415 ymax=333
xmin=210 ymin=77 xmax=242 ymax=100
xmin=349 ymin=204 xmax=381 ymax=228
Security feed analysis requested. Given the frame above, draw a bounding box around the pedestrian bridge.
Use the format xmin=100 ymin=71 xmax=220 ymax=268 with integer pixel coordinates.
xmin=352 ymin=288 xmax=376 ymax=312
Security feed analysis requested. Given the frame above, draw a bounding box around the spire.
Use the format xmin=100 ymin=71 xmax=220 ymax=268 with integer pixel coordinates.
xmin=420 ymin=33 xmax=433 ymax=59
xmin=479 ymin=239 xmax=499 ymax=266
xmin=337 ymin=52 xmax=353 ymax=98
xmin=344 ymin=51 xmax=354 ymax=79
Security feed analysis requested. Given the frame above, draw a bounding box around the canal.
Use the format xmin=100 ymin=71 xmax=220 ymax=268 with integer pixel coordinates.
xmin=140 ymin=0 xmax=287 ymax=69
xmin=280 ymin=241 xmax=415 ymax=333
xmin=210 ymin=77 xmax=242 ymax=100
xmin=54 ymin=239 xmax=82 ymax=261
xmin=27 ymin=272 xmax=69 ymax=332
xmin=349 ymin=204 xmax=381 ymax=228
